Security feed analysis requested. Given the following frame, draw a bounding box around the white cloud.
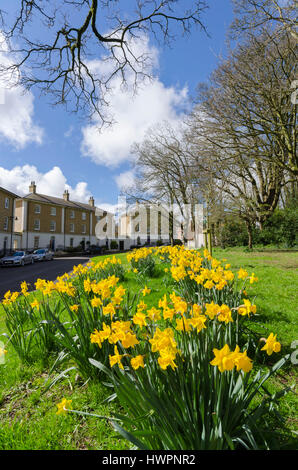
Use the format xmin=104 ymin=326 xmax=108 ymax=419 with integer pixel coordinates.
xmin=114 ymin=170 xmax=135 ymax=190
xmin=95 ymin=202 xmax=119 ymax=215
xmin=64 ymin=125 xmax=74 ymax=138
xmin=0 ymin=164 xmax=124 ymax=214
xmin=81 ymin=35 xmax=189 ymax=168
xmin=0 ymin=32 xmax=44 ymax=149
xmin=0 ymin=165 xmax=92 ymax=203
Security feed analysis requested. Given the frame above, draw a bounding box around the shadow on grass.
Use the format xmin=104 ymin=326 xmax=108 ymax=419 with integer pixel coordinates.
xmin=253 ymin=307 xmax=291 ymax=325
xmin=153 ymin=265 xmax=169 ymax=279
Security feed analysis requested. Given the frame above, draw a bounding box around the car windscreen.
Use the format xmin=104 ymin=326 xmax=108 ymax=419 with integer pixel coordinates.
xmin=13 ymin=252 xmax=24 ymax=256
xmin=34 ymin=250 xmax=45 ymax=254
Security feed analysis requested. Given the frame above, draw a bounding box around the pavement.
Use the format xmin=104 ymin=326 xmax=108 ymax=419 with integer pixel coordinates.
xmin=0 ymin=256 xmax=91 ymax=300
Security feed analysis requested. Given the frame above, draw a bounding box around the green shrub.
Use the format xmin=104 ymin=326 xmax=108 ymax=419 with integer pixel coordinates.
xmin=258 ymin=208 xmax=298 ymax=248
xmin=130 ymin=255 xmax=155 ymax=277
xmin=217 ymin=207 xmax=298 ymax=248
xmin=220 ymin=217 xmax=249 ymax=247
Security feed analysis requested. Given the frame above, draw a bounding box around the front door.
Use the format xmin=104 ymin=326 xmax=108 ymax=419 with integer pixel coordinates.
xmin=50 ymin=236 xmax=55 ymax=251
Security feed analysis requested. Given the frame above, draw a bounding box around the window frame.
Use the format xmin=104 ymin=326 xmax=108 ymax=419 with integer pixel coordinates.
xmin=50 ymin=220 xmax=56 ymax=232
xmin=34 ymin=219 xmax=40 ymax=231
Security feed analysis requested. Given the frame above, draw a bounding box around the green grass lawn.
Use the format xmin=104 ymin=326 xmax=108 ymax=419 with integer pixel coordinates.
xmin=0 ymin=248 xmax=297 ymax=449
xmin=212 ymin=248 xmax=298 ymax=346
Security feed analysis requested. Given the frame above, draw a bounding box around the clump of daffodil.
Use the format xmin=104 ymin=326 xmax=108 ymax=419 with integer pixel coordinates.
xmin=133 ymin=311 xmax=147 ymax=328
xmin=210 ymin=344 xmax=253 ymax=373
xmin=91 ymin=320 xmax=139 ymax=351
xmin=20 ymin=281 xmax=29 ymax=296
xmin=261 ymin=333 xmax=281 ymax=356
xmin=56 ymin=398 xmax=72 ymax=415
xmin=30 ymin=298 xmax=40 ymax=310
xmin=131 ymin=355 xmax=145 ymax=370
xmin=238 ymin=299 xmax=257 ymax=317
xmin=70 ymin=304 xmax=79 ymax=313
xmin=0 ymin=346 xmax=7 ymax=357
xmin=149 ymin=328 xmax=179 ymax=370
xmin=109 ymin=345 xmax=125 ymax=369
xmin=249 ymin=272 xmax=258 ymax=284
xmin=238 ymin=268 xmax=249 ymax=280
xmin=2 ymin=290 xmax=20 ymax=306
xmin=91 ymin=296 xmax=103 ymax=309
xmin=142 ymin=285 xmax=151 ymax=296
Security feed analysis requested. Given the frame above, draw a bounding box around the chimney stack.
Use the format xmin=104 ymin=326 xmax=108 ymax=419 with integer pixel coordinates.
xmin=89 ymin=196 xmax=95 ymax=207
xmin=63 ymin=189 xmax=70 ymax=201
xmin=29 ymin=181 xmax=36 ymax=194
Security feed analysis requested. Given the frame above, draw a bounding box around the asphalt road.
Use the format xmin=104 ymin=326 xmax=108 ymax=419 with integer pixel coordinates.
xmin=0 ymin=257 xmax=91 ymax=300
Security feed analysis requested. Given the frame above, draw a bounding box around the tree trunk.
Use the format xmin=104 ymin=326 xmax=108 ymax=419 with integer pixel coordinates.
xmin=245 ymin=220 xmax=253 ymax=249
xmin=169 ymin=209 xmax=174 ymax=246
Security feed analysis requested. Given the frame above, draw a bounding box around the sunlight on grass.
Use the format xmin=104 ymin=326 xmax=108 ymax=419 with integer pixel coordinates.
xmin=0 ymin=247 xmax=297 ymax=450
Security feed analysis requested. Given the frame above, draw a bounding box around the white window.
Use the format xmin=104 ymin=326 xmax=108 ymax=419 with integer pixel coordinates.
xmin=82 ymin=223 xmax=86 ymax=234
xmin=3 ymin=216 xmax=8 ymax=231
xmin=34 ymin=219 xmax=40 ymax=230
xmin=4 ymin=197 xmax=9 ymax=209
xmin=50 ymin=207 xmax=56 ymax=216
xmin=50 ymin=220 xmax=56 ymax=231
xmin=82 ymin=212 xmax=86 ymax=220
xmin=70 ymin=223 xmax=74 ymax=233
xmin=35 ymin=204 xmax=41 ymax=214
xmin=70 ymin=210 xmax=75 ymax=219
xmin=70 ymin=237 xmax=74 ymax=247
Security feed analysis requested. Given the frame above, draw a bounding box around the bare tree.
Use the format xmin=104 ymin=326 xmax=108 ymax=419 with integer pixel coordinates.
xmin=0 ymin=1 xmax=207 ymax=124
xmin=231 ymin=0 xmax=298 ymax=41
xmin=124 ymin=122 xmax=209 ymax=243
xmin=188 ymin=27 xmax=297 ymax=247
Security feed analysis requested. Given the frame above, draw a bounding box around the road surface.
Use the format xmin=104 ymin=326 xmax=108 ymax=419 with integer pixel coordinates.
xmin=0 ymin=256 xmax=91 ymax=300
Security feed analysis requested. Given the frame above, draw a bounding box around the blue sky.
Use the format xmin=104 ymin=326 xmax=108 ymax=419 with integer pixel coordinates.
xmin=0 ymin=0 xmax=234 ymax=211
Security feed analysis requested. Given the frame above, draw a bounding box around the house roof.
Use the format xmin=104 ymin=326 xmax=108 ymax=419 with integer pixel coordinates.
xmin=18 ymin=192 xmax=96 ymax=211
xmin=0 ymin=186 xmax=20 ymax=198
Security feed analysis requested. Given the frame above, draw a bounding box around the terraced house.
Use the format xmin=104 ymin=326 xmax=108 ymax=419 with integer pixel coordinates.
xmin=13 ymin=182 xmax=101 ymax=251
xmin=0 ymin=186 xmax=20 ymax=254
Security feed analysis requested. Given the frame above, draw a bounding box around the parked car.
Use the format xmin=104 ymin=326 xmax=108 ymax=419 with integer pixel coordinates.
xmin=32 ymin=248 xmax=54 ymax=262
xmin=0 ymin=251 xmax=34 ymax=267
xmin=83 ymin=245 xmax=102 ymax=255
